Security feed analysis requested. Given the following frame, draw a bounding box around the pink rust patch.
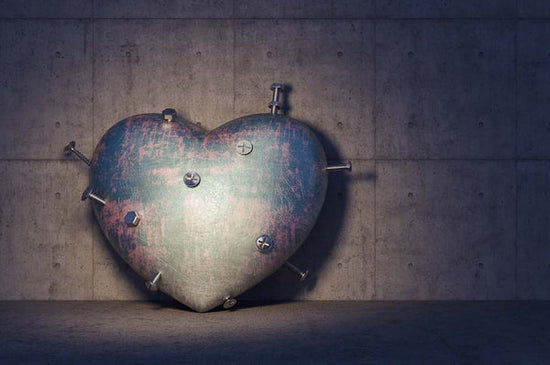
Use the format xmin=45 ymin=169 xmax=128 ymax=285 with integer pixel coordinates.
xmin=148 ymin=167 xmax=181 ymax=185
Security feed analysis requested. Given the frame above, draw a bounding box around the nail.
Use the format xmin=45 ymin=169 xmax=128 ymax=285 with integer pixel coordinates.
xmin=146 ymin=271 xmax=162 ymax=291
xmin=269 ymin=83 xmax=283 ymax=115
xmin=81 ymin=187 xmax=106 ymax=205
xmin=325 ymin=161 xmax=352 ymax=172
xmin=284 ymin=261 xmax=309 ymax=282
xmin=64 ymin=141 xmax=91 ymax=166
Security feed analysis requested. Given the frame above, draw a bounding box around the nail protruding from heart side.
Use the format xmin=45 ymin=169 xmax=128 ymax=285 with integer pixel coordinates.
xmin=81 ymin=187 xmax=106 ymax=205
xmin=269 ymin=83 xmax=283 ymax=115
xmin=284 ymin=261 xmax=309 ymax=282
xmin=183 ymin=171 xmax=201 ymax=188
xmin=146 ymin=271 xmax=162 ymax=291
xmin=255 ymin=235 xmax=274 ymax=253
xmin=162 ymin=108 xmax=177 ymax=122
xmin=223 ymin=296 xmax=237 ymax=309
xmin=124 ymin=211 xmax=141 ymax=227
xmin=325 ymin=161 xmax=352 ymax=172
xmin=63 ymin=141 xmax=91 ymax=166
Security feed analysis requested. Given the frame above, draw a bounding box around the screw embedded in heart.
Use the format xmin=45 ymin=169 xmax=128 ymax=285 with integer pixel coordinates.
xmin=67 ymin=83 xmax=351 ymax=312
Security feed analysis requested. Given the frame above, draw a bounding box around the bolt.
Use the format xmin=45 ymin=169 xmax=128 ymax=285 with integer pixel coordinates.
xmin=284 ymin=261 xmax=309 ymax=282
xmin=63 ymin=141 xmax=91 ymax=166
xmin=325 ymin=161 xmax=352 ymax=172
xmin=183 ymin=171 xmax=201 ymax=188
xmin=269 ymin=82 xmax=283 ymax=115
xmin=124 ymin=211 xmax=141 ymax=227
xmin=81 ymin=187 xmax=106 ymax=205
xmin=255 ymin=235 xmax=274 ymax=253
xmin=236 ymin=140 xmax=253 ymax=155
xmin=145 ymin=271 xmax=162 ymax=291
xmin=162 ymin=108 xmax=177 ymax=122
xmin=223 ymin=296 xmax=237 ymax=309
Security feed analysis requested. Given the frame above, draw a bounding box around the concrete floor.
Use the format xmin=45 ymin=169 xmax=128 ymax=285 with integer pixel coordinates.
xmin=0 ymin=301 xmax=548 ymax=364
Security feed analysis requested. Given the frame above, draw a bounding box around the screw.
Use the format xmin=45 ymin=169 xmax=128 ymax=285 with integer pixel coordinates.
xmin=124 ymin=211 xmax=141 ymax=227
xmin=162 ymin=108 xmax=177 ymax=122
xmin=325 ymin=161 xmax=352 ymax=172
xmin=183 ymin=171 xmax=201 ymax=188
xmin=81 ymin=187 xmax=106 ymax=205
xmin=145 ymin=271 xmax=162 ymax=291
xmin=269 ymin=82 xmax=283 ymax=115
xmin=63 ymin=141 xmax=91 ymax=166
xmin=255 ymin=235 xmax=274 ymax=253
xmin=284 ymin=261 xmax=309 ymax=282
xmin=223 ymin=296 xmax=237 ymax=309
xmin=236 ymin=140 xmax=253 ymax=155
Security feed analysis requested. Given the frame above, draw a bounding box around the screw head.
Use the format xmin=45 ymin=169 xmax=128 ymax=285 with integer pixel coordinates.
xmin=223 ymin=296 xmax=237 ymax=309
xmin=236 ymin=140 xmax=253 ymax=155
xmin=162 ymin=108 xmax=177 ymax=122
xmin=64 ymin=141 xmax=76 ymax=154
xmin=271 ymin=82 xmax=282 ymax=90
xmin=146 ymin=281 xmax=159 ymax=291
xmin=183 ymin=171 xmax=201 ymax=188
xmin=124 ymin=211 xmax=141 ymax=227
xmin=255 ymin=235 xmax=274 ymax=253
xmin=81 ymin=186 xmax=92 ymax=201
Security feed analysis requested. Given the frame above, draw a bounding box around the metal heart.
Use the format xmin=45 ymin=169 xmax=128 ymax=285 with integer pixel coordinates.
xmin=89 ymin=113 xmax=328 ymax=312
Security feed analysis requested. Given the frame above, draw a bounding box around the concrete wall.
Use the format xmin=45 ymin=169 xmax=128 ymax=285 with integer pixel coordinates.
xmin=1 ymin=1 xmax=549 ymax=302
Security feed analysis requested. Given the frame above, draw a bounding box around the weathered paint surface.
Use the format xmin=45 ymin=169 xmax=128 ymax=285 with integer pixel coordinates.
xmin=90 ymin=113 xmax=328 ymax=312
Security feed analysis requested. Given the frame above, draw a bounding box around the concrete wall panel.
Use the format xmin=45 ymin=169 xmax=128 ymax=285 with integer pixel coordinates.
xmin=234 ymin=0 xmax=375 ymax=19
xmin=517 ymin=162 xmax=550 ymax=299
xmin=376 ymin=0 xmax=516 ymax=18
xmin=93 ymin=19 xmax=234 ymax=142
xmin=376 ymin=21 xmax=515 ymax=159
xmin=0 ymin=20 xmax=93 ymax=159
xmin=93 ymin=0 xmax=234 ymax=19
xmin=0 ymin=0 xmax=92 ymax=18
xmin=235 ymin=20 xmax=375 ymax=160
xmin=375 ymin=161 xmax=516 ymax=299
xmin=0 ymin=161 xmax=93 ymax=300
xmin=518 ymin=21 xmax=550 ymax=159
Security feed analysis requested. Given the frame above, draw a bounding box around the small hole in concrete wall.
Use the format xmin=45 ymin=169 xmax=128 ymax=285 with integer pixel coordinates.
xmin=407 ymin=51 xmax=415 ymax=58
xmin=407 ymin=121 xmax=414 ymax=128
xmin=55 ymin=51 xmax=63 ymax=58
xmin=478 ymin=192 xmax=484 ymax=198
xmin=478 ymin=121 xmax=484 ymax=128
xmin=337 ymin=122 xmax=343 ymax=129
xmin=408 ymin=192 xmax=413 ymax=198
xmin=337 ymin=192 xmax=344 ymax=199
xmin=337 ymin=51 xmax=343 ymax=58
xmin=196 ymin=51 xmax=201 ymax=57
xmin=196 ymin=122 xmax=201 ymax=127
xmin=55 ymin=192 xmax=61 ymax=199
xmin=267 ymin=51 xmax=273 ymax=58
xmin=478 ymin=51 xmax=484 ymax=58
xmin=407 ymin=262 xmax=413 ymax=269
xmin=55 ymin=122 xmax=61 ymax=128
xmin=337 ymin=263 xmax=343 ymax=269
xmin=478 ymin=262 xmax=484 ymax=268
xmin=52 ymin=262 xmax=60 ymax=269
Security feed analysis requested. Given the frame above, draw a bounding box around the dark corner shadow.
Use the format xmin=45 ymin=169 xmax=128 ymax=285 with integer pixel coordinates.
xmin=239 ymin=83 xmax=376 ymax=309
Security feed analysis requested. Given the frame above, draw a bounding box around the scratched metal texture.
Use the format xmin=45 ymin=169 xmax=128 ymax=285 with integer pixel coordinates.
xmin=89 ymin=113 xmax=328 ymax=312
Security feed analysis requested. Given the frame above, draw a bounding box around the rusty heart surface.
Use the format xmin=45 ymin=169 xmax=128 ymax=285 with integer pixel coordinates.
xmin=89 ymin=113 xmax=328 ymax=312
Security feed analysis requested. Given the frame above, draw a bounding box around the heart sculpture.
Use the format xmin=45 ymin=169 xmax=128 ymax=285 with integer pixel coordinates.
xmin=85 ymin=108 xmax=330 ymax=312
